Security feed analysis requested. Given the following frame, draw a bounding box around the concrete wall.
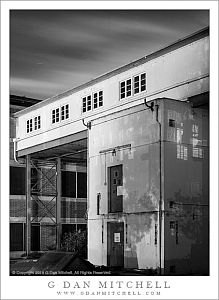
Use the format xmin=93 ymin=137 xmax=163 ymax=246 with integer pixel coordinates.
xmin=163 ymin=99 xmax=209 ymax=274
xmin=88 ymin=103 xmax=162 ymax=269
xmin=15 ymin=36 xmax=209 ymax=154
xmin=88 ymin=98 xmax=209 ymax=274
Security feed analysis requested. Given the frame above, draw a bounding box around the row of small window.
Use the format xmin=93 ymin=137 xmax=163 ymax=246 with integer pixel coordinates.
xmin=177 ymin=145 xmax=204 ymax=160
xmin=52 ymin=104 xmax=69 ymax=124
xmin=26 ymin=116 xmax=41 ymax=133
xmin=82 ymin=91 xmax=103 ymax=113
xmin=120 ymin=73 xmax=146 ymax=99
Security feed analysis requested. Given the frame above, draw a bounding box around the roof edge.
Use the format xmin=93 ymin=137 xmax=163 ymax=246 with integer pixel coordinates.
xmin=14 ymin=26 xmax=209 ymax=118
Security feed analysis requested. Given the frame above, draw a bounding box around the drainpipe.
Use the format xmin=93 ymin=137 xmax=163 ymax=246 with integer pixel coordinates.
xmin=155 ymin=104 xmax=162 ymax=276
xmin=144 ymin=99 xmax=162 ymax=274
xmin=13 ymin=138 xmax=20 ymax=164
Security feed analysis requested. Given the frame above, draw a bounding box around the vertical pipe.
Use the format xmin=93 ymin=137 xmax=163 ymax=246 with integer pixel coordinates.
xmin=155 ymin=104 xmax=162 ymax=275
xmin=56 ymin=158 xmax=62 ymax=251
xmin=26 ymin=154 xmax=31 ymax=256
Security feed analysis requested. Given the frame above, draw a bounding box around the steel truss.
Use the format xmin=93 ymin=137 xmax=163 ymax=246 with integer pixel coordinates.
xmin=30 ymin=159 xmax=57 ymax=224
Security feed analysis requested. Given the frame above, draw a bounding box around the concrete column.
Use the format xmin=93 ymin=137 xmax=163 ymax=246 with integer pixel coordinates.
xmin=26 ymin=155 xmax=31 ymax=256
xmin=56 ymin=158 xmax=62 ymax=250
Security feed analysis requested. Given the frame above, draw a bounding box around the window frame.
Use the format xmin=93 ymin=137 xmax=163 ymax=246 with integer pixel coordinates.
xmin=120 ymin=78 xmax=132 ymax=100
xmin=82 ymin=90 xmax=104 ymax=114
xmin=26 ymin=115 xmax=41 ymax=134
xmin=51 ymin=103 xmax=70 ymax=125
xmin=133 ymin=72 xmax=146 ymax=95
xmin=120 ymin=72 xmax=147 ymax=100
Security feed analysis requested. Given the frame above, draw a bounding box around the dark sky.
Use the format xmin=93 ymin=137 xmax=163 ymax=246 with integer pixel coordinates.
xmin=10 ymin=10 xmax=209 ymax=100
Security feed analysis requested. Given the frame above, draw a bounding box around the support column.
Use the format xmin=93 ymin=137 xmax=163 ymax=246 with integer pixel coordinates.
xmin=56 ymin=158 xmax=62 ymax=250
xmin=26 ymin=154 xmax=31 ymax=256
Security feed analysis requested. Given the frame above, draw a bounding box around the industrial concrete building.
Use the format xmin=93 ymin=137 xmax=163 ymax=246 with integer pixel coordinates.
xmin=13 ymin=27 xmax=209 ymax=274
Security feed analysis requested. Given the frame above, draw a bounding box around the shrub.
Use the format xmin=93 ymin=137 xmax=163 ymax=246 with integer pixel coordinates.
xmin=61 ymin=230 xmax=87 ymax=255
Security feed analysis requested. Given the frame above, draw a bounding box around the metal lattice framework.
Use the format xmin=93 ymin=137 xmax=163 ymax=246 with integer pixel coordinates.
xmin=30 ymin=159 xmax=57 ymax=224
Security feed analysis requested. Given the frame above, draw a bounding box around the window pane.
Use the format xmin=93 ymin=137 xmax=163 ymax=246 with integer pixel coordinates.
xmin=10 ymin=223 xmax=24 ymax=251
xmin=27 ymin=120 xmax=29 ymax=133
xmin=56 ymin=108 xmax=59 ymax=122
xmin=10 ymin=166 xmax=25 ymax=195
xmin=65 ymin=105 xmax=69 ymax=119
xmin=82 ymin=97 xmax=87 ymax=113
xmin=126 ymin=79 xmax=131 ymax=97
xmin=52 ymin=110 xmax=56 ymax=123
xmin=38 ymin=116 xmax=41 ymax=129
xmin=141 ymin=73 xmax=146 ymax=91
xmin=87 ymin=95 xmax=91 ymax=111
xmin=120 ymin=81 xmax=125 ymax=99
xmin=34 ymin=117 xmax=37 ymax=130
xmin=134 ymin=76 xmax=139 ymax=94
xmin=93 ymin=93 xmax=98 ymax=109
xmin=77 ymin=172 xmax=87 ymax=198
xmin=61 ymin=106 xmax=65 ymax=120
xmin=29 ymin=119 xmax=33 ymax=132
xmin=61 ymin=171 xmax=76 ymax=197
xmin=99 ymin=91 xmax=103 ymax=107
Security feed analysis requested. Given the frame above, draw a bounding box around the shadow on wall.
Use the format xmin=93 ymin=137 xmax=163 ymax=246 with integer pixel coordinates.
xmin=167 ymin=190 xmax=209 ymax=242
xmin=166 ymin=189 xmax=209 ymax=274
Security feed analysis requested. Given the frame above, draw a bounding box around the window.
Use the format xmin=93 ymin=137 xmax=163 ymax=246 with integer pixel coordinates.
xmin=134 ymin=76 xmax=140 ymax=94
xmin=10 ymin=223 xmax=25 ymax=251
xmin=120 ymin=73 xmax=146 ymax=99
xmin=26 ymin=116 xmax=40 ymax=133
xmin=82 ymin=97 xmax=87 ymax=113
xmin=29 ymin=119 xmax=33 ymax=132
xmin=93 ymin=91 xmax=103 ymax=109
xmin=93 ymin=93 xmax=98 ymax=109
xmin=140 ymin=73 xmax=146 ymax=91
xmin=52 ymin=104 xmax=69 ymax=124
xmin=38 ymin=116 xmax=41 ymax=129
xmin=52 ymin=110 xmax=56 ymax=123
xmin=56 ymin=108 xmax=59 ymax=122
xmin=193 ymin=148 xmax=203 ymax=158
xmin=169 ymin=119 xmax=176 ymax=127
xmin=170 ymin=221 xmax=175 ymax=229
xmin=10 ymin=166 xmax=25 ymax=195
xmin=133 ymin=73 xmax=146 ymax=95
xmin=65 ymin=104 xmax=69 ymax=119
xmin=27 ymin=120 xmax=30 ymax=133
xmin=120 ymin=81 xmax=126 ymax=99
xmin=61 ymin=104 xmax=69 ymax=121
xmin=61 ymin=106 xmax=65 ymax=120
xmin=61 ymin=171 xmax=76 ymax=198
xmin=82 ymin=91 xmax=103 ymax=113
xmin=77 ymin=172 xmax=87 ymax=198
xmin=120 ymin=78 xmax=132 ymax=99
xmin=34 ymin=117 xmax=37 ymax=130
xmin=126 ymin=79 xmax=131 ymax=97
xmin=177 ymin=145 xmax=188 ymax=160
xmin=87 ymin=95 xmax=91 ymax=111
xmin=99 ymin=91 xmax=103 ymax=107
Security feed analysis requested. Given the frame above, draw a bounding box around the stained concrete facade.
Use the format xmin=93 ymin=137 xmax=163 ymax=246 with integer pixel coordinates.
xmin=13 ymin=27 xmax=209 ymax=274
xmin=88 ymin=97 xmax=209 ymax=274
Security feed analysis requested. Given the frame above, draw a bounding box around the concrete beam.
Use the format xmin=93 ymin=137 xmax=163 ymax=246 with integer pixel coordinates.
xmin=17 ymin=130 xmax=87 ymax=157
